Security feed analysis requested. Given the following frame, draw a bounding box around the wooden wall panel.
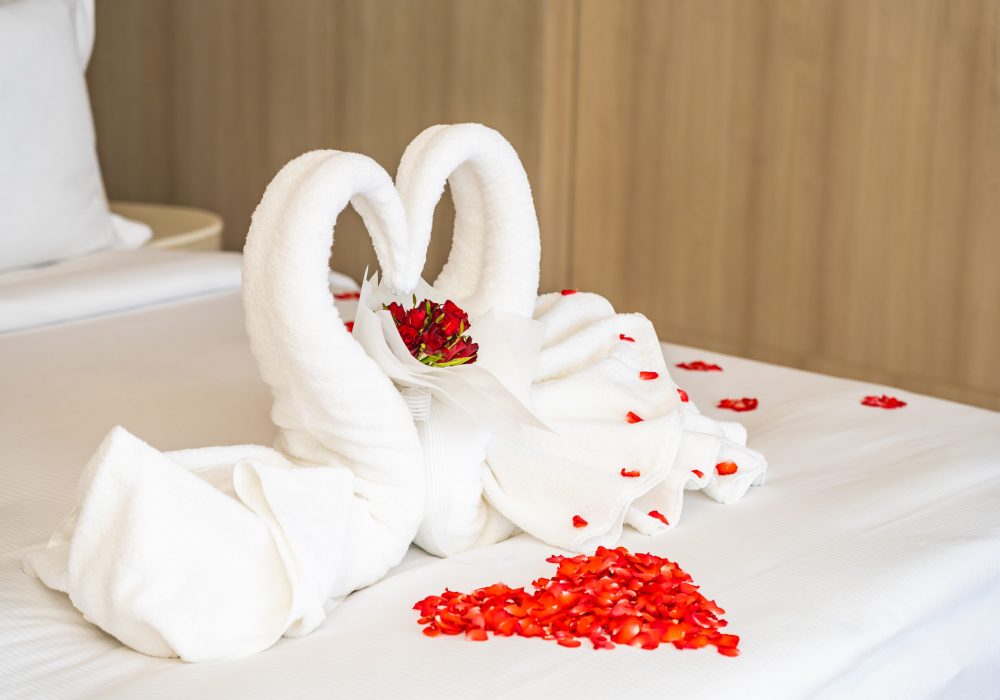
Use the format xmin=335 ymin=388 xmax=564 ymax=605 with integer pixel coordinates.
xmin=572 ymin=0 xmax=1000 ymax=410
xmin=88 ymin=0 xmax=575 ymax=287
xmin=88 ymin=0 xmax=999 ymax=410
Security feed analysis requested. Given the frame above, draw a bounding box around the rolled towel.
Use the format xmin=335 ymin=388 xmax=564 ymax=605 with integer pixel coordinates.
xmin=391 ymin=124 xmax=766 ymax=554
xmin=392 ymin=124 xmax=541 ymax=556
xmin=24 ymin=151 xmax=424 ymax=661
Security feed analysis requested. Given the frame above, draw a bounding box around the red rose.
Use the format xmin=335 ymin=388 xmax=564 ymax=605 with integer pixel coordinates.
xmin=383 ymin=297 xmax=478 ymax=367
xmin=405 ymin=306 xmax=428 ymax=330
xmin=397 ymin=325 xmax=420 ymax=352
xmin=386 ymin=301 xmax=406 ymax=324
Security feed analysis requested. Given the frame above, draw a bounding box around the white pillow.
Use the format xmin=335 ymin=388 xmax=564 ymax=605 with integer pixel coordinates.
xmin=0 ymin=0 xmax=117 ymax=272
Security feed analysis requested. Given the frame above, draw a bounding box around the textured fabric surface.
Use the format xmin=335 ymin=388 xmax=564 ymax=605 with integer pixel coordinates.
xmin=2 ymin=289 xmax=998 ymax=697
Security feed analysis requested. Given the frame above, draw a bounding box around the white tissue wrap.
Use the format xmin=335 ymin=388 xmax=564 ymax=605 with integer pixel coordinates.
xmin=350 ymin=273 xmax=547 ymax=556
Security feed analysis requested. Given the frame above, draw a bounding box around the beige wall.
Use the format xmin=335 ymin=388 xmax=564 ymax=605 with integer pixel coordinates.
xmin=88 ymin=0 xmax=1000 ymax=410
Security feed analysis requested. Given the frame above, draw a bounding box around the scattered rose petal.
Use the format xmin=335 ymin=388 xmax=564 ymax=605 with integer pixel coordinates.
xmin=691 ymin=469 xmax=704 ymax=479
xmin=620 ymin=468 xmax=641 ymax=478
xmin=677 ymin=388 xmax=690 ymax=403
xmin=344 ymin=321 xmax=354 ymax=333
xmin=648 ymin=510 xmax=669 ymax=525
xmin=333 ymin=291 xmax=362 ymax=300
xmin=619 ymin=334 xmax=635 ymax=342
xmin=676 ymin=361 xmax=723 ymax=372
xmin=716 ymin=461 xmax=738 ymax=476
xmin=717 ymin=397 xmax=758 ymax=412
xmin=625 ymin=411 xmax=644 ymax=424
xmin=572 ymin=515 xmax=588 ymax=528
xmin=639 ymin=371 xmax=659 ymax=381
xmin=561 ymin=289 xmax=578 ymax=296
xmin=862 ymin=395 xmax=907 ymax=409
xmin=414 ymin=546 xmax=740 ymax=655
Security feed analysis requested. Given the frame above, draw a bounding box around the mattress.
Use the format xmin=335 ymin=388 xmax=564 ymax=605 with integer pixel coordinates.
xmin=1 ymin=264 xmax=999 ymax=699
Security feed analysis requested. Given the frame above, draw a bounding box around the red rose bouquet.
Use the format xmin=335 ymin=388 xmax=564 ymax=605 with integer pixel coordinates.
xmin=384 ymin=298 xmax=479 ymax=367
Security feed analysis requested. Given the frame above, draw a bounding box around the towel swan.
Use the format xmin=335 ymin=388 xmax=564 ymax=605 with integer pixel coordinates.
xmin=24 ymin=151 xmax=424 ymax=662
xmin=392 ymin=123 xmax=767 ymax=555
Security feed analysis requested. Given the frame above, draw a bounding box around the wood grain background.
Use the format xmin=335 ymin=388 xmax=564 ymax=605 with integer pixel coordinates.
xmin=87 ymin=0 xmax=1000 ymax=410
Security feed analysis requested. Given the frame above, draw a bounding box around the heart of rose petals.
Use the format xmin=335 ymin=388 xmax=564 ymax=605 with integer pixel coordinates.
xmin=717 ymin=397 xmax=758 ymax=412
xmin=676 ymin=361 xmax=723 ymax=372
xmin=414 ymin=546 xmax=740 ymax=656
xmin=861 ymin=394 xmax=906 ymax=409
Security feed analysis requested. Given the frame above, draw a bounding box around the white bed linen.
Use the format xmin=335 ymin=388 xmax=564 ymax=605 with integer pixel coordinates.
xmin=1 ymin=290 xmax=998 ymax=699
xmin=0 ymin=249 xmax=242 ymax=334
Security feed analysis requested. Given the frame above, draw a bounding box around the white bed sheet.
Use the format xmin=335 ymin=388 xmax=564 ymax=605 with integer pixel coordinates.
xmin=0 ymin=248 xmax=242 ymax=334
xmin=1 ymin=290 xmax=999 ymax=700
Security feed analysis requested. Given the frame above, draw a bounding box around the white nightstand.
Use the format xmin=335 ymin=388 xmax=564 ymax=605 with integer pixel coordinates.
xmin=109 ymin=201 xmax=224 ymax=251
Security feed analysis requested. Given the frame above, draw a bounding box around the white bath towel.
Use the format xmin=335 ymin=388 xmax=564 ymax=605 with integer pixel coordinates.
xmin=391 ymin=124 xmax=542 ymax=556
xmin=24 ymin=151 xmax=425 ymax=661
xmin=390 ymin=124 xmax=767 ymax=554
xmin=487 ymin=291 xmax=767 ymax=549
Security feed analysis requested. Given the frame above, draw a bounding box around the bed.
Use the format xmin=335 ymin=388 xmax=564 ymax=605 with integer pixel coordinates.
xmin=1 ymin=250 xmax=998 ymax=699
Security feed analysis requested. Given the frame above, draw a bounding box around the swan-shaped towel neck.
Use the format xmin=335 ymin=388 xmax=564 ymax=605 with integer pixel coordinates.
xmin=395 ymin=123 xmax=541 ymax=318
xmin=242 ymin=150 xmax=424 ymax=590
xmin=23 ymin=150 xmax=426 ymax=662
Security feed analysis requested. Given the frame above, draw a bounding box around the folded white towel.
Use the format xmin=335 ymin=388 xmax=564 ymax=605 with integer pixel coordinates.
xmin=392 ymin=124 xmax=541 ymax=556
xmin=487 ymin=291 xmax=767 ymax=549
xmin=24 ymin=151 xmax=425 ymax=661
xmin=390 ymin=124 xmax=767 ymax=554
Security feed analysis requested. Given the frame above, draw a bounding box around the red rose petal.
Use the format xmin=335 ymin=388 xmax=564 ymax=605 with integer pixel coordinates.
xmin=343 ymin=321 xmax=354 ymax=333
xmin=619 ymin=334 xmax=635 ymax=343
xmin=691 ymin=469 xmax=705 ymax=479
xmin=676 ymin=361 xmax=723 ymax=372
xmin=716 ymin=461 xmax=738 ymax=476
xmin=625 ymin=411 xmax=644 ymax=424
xmin=639 ymin=371 xmax=659 ymax=381
xmin=414 ymin=546 xmax=739 ymax=655
xmin=717 ymin=397 xmax=758 ymax=412
xmin=620 ymin=468 xmax=641 ymax=478
xmin=861 ymin=394 xmax=907 ymax=409
xmin=648 ymin=510 xmax=669 ymax=526
xmin=561 ymin=289 xmax=578 ymax=296
xmin=466 ymin=628 xmax=488 ymax=642
xmin=572 ymin=515 xmax=588 ymax=528
xmin=333 ymin=291 xmax=362 ymax=300
xmin=677 ymin=388 xmax=690 ymax=403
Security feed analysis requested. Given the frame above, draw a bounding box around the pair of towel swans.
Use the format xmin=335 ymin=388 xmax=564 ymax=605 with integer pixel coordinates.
xmin=25 ymin=124 xmax=766 ymax=661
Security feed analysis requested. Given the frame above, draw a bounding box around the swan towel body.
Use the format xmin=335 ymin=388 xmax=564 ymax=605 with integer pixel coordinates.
xmin=389 ymin=124 xmax=768 ymax=555
xmin=23 ymin=151 xmax=424 ymax=661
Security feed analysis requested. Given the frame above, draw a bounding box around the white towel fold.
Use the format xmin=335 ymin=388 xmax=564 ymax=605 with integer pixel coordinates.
xmin=392 ymin=124 xmax=541 ymax=556
xmin=24 ymin=151 xmax=425 ymax=661
xmin=390 ymin=124 xmax=767 ymax=554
